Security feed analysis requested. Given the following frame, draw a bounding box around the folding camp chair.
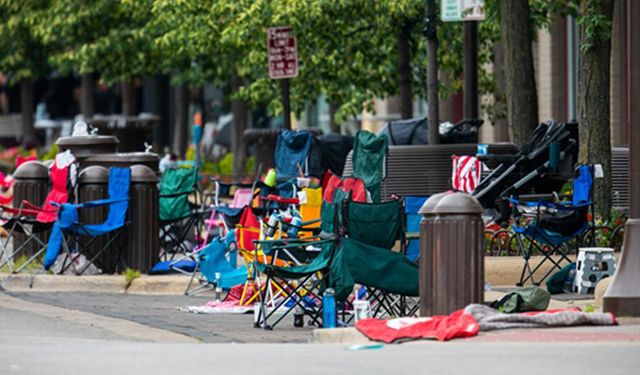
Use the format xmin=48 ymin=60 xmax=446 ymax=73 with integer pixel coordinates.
xmin=184 ymin=235 xmax=247 ymax=296
xmin=404 ymin=196 xmax=429 ymax=262
xmin=0 ymin=155 xmax=76 ymax=273
xmin=510 ymin=165 xmax=596 ymax=286
xmin=43 ymin=167 xmax=131 ymax=275
xmin=342 ymin=198 xmax=419 ymax=318
xmin=275 ymin=129 xmax=313 ymax=179
xmin=159 ymin=166 xmax=205 ymax=260
xmin=351 ymin=130 xmax=387 ymax=202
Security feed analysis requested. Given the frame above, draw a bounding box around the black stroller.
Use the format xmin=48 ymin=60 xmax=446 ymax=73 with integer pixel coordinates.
xmin=472 ymin=120 xmax=579 ymax=214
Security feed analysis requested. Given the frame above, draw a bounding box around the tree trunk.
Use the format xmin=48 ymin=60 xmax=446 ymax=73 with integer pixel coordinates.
xmin=231 ymin=71 xmax=247 ymax=179
xmin=173 ymin=84 xmax=189 ymax=159
xmin=425 ymin=0 xmax=440 ymax=144
xmin=20 ymin=79 xmax=38 ymax=148
xmin=493 ymin=42 xmax=510 ymax=142
xmin=398 ymin=21 xmax=413 ymax=119
xmin=329 ymin=102 xmax=340 ymax=133
xmin=80 ymin=73 xmax=95 ymax=119
xmin=500 ymin=0 xmax=538 ymax=145
xmin=121 ymin=80 xmax=137 ymax=116
xmin=578 ymin=0 xmax=615 ymax=219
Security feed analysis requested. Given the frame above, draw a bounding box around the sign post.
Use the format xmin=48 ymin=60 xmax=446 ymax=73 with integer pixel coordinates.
xmin=267 ymin=27 xmax=298 ymax=130
xmin=441 ymin=1 xmax=484 ymax=123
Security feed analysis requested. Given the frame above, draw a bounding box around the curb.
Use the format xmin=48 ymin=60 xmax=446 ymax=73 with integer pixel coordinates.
xmin=0 ymin=273 xmax=192 ymax=295
xmin=0 ymin=255 xmax=579 ymax=295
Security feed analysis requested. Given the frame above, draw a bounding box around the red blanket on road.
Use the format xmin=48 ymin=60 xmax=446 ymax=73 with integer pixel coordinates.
xmin=355 ymin=304 xmax=616 ymax=343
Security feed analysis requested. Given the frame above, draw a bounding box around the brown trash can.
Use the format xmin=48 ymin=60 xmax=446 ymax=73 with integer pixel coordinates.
xmin=124 ymin=165 xmax=159 ymax=273
xmin=77 ymin=166 xmax=116 ymax=273
xmin=84 ymin=152 xmax=160 ymax=174
xmin=56 ymin=135 xmax=119 ymax=168
xmin=12 ymin=161 xmax=50 ymax=258
xmin=419 ymin=192 xmax=485 ymax=316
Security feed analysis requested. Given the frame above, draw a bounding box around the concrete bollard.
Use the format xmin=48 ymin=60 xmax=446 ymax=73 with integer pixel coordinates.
xmin=125 ymin=165 xmax=159 ymax=273
xmin=419 ymin=192 xmax=485 ymax=316
xmin=12 ymin=161 xmax=50 ymax=258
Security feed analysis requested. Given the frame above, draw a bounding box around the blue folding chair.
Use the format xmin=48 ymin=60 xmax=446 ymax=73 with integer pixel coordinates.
xmin=510 ymin=165 xmax=595 ymax=286
xmin=275 ymin=129 xmax=312 ymax=179
xmin=43 ymin=167 xmax=131 ymax=275
xmin=404 ymin=196 xmax=429 ymax=262
xmin=185 ymin=235 xmax=247 ymax=296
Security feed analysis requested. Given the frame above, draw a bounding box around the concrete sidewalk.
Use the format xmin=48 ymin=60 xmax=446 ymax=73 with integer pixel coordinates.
xmin=0 ymin=255 xmax=571 ymax=295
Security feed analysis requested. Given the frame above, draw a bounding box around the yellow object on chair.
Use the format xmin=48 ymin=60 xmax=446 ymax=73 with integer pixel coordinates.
xmin=300 ymin=187 xmax=322 ymax=238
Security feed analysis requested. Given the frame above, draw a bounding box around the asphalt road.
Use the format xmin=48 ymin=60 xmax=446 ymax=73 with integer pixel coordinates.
xmin=2 ymin=291 xmax=639 ymax=375
xmin=6 ymin=291 xmax=313 ymax=343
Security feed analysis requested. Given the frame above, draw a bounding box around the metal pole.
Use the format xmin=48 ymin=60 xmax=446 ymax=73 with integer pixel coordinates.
xmin=281 ymin=78 xmax=291 ymax=130
xmin=604 ymin=0 xmax=640 ymax=316
xmin=463 ymin=21 xmax=479 ymax=121
xmin=567 ymin=15 xmax=578 ymax=122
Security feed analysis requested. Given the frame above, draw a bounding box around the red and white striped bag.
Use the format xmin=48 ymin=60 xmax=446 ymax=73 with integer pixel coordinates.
xmin=452 ymin=155 xmax=481 ymax=193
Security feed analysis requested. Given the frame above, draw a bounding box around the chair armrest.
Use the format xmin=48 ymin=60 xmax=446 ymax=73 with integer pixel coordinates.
xmin=159 ymin=190 xmax=193 ymax=199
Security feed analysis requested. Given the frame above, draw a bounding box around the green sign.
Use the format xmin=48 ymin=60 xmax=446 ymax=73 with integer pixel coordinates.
xmin=441 ymin=0 xmax=485 ymax=22
xmin=441 ymin=0 xmax=462 ymax=22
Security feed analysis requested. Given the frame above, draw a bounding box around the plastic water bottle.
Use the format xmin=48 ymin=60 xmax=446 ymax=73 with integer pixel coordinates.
xmin=323 ymin=288 xmax=336 ymax=328
xmin=294 ymin=304 xmax=304 ymax=327
xmin=215 ymin=272 xmax=222 ymax=302
xmin=287 ymin=212 xmax=302 ymax=238
xmin=265 ymin=212 xmax=280 ymax=237
xmin=563 ymin=264 xmax=576 ymax=293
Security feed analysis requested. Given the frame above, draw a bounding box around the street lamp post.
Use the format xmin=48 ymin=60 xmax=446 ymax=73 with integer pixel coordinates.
xmin=603 ymin=0 xmax=640 ymax=316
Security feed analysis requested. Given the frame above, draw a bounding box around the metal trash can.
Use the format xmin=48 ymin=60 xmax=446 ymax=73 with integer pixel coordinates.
xmin=56 ymin=135 xmax=119 ymax=168
xmin=125 ymin=165 xmax=159 ymax=273
xmin=12 ymin=161 xmax=50 ymax=258
xmin=84 ymin=152 xmax=160 ymax=174
xmin=419 ymin=192 xmax=484 ymax=316
xmin=77 ymin=166 xmax=114 ymax=273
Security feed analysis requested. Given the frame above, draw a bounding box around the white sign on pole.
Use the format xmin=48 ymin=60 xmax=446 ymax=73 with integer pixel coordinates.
xmin=441 ymin=0 xmax=485 ymax=22
xmin=267 ymin=27 xmax=298 ymax=79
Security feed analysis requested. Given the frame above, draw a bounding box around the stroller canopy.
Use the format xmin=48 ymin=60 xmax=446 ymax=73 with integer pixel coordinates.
xmin=378 ymin=117 xmax=428 ymax=145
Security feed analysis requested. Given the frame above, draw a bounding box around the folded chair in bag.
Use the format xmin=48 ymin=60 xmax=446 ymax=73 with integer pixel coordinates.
xmin=159 ymin=167 xmax=204 ymax=260
xmin=0 ymin=156 xmax=75 ymax=273
xmin=510 ymin=165 xmax=596 ymax=286
xmin=351 ymin=131 xmax=387 ymax=202
xmin=43 ymin=167 xmax=131 ymax=275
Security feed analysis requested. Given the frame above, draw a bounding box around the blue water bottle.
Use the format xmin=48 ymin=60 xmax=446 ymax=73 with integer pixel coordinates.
xmin=287 ymin=211 xmax=302 ymax=238
xmin=323 ymin=288 xmax=336 ymax=328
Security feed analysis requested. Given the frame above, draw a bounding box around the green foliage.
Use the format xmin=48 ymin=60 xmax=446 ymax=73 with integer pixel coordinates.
xmin=123 ymin=268 xmax=141 ymax=289
xmin=0 ymin=0 xmax=52 ymax=84
xmin=38 ymin=0 xmax=157 ymax=84
xmin=40 ymin=144 xmax=59 ymax=161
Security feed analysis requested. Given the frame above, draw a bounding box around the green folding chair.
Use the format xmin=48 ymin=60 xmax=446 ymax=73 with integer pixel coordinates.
xmin=159 ymin=167 xmax=205 ymax=260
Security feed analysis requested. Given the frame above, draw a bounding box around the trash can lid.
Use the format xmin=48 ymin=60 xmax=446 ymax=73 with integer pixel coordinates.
xmin=56 ymin=135 xmax=119 ymax=147
xmin=418 ymin=192 xmax=450 ymax=215
xmin=431 ymin=192 xmax=483 ymax=215
xmin=79 ymin=166 xmax=109 ymax=183
xmin=85 ymin=152 xmax=159 ymax=163
xmin=131 ymin=164 xmax=158 ymax=183
xmin=13 ymin=161 xmax=48 ymax=179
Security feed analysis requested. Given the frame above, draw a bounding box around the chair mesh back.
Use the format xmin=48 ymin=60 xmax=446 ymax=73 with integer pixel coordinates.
xmin=159 ymin=167 xmax=198 ymax=221
xmin=275 ymin=130 xmax=312 ymax=178
xmin=105 ymin=167 xmax=131 ymax=228
xmin=352 ymin=130 xmax=387 ymax=202
xmin=346 ymin=199 xmax=402 ymax=250
xmin=573 ymin=165 xmax=592 ymax=206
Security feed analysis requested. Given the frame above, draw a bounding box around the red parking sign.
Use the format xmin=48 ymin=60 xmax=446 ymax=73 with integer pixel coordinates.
xmin=267 ymin=27 xmax=298 ymax=79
